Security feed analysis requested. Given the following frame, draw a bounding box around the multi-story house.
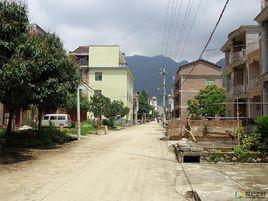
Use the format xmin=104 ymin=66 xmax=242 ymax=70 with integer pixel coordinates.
xmin=173 ymin=59 xmax=222 ymax=118
xmin=69 ymin=46 xmax=89 ymax=96
xmin=70 ymin=45 xmax=134 ymax=124
xmin=221 ymin=25 xmax=262 ymax=119
xmin=255 ymin=0 xmax=268 ymax=115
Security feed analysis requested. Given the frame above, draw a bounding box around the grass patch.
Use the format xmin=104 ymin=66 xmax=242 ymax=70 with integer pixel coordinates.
xmin=65 ymin=120 xmax=97 ymax=136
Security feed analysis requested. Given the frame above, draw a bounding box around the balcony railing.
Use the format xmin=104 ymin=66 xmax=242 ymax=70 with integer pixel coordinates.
xmin=262 ymin=0 xmax=268 ymax=9
xmin=228 ymin=49 xmax=246 ymax=65
xmin=247 ymin=79 xmax=262 ymax=91
xmin=233 ymin=84 xmax=246 ymax=96
xmin=245 ymin=42 xmax=260 ymax=55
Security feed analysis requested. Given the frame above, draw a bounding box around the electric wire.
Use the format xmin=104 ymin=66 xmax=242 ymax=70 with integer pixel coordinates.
xmin=180 ymin=0 xmax=230 ymax=87
xmin=178 ymin=0 xmax=202 ymax=59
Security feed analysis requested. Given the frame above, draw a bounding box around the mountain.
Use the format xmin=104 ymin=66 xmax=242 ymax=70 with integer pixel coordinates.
xmin=126 ymin=55 xmax=188 ymax=105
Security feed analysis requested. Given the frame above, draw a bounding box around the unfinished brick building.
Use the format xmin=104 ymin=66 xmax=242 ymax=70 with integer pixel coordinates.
xmin=173 ymin=59 xmax=222 ymax=118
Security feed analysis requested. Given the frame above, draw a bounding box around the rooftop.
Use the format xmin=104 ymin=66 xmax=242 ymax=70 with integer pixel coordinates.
xmin=177 ymin=59 xmax=221 ymax=74
xmin=69 ymin=46 xmax=89 ymax=54
xmin=221 ymin=25 xmax=261 ymax=51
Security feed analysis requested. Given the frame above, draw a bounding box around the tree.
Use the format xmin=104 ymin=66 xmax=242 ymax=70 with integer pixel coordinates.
xmin=29 ymin=32 xmax=80 ymax=129
xmin=0 ymin=1 xmax=30 ymax=133
xmin=103 ymin=100 xmax=129 ymax=127
xmin=187 ymin=85 xmax=225 ymax=117
xmin=65 ymin=93 xmax=90 ymax=112
xmin=88 ymin=94 xmax=110 ymax=126
xmin=138 ymin=90 xmax=151 ymax=115
xmin=0 ymin=1 xmax=29 ymax=68
xmin=0 ymin=1 xmax=80 ymax=132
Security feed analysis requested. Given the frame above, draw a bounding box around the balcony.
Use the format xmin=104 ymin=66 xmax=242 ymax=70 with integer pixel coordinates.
xmin=233 ymin=84 xmax=246 ymax=96
xmin=247 ymin=79 xmax=262 ymax=91
xmin=228 ymin=49 xmax=246 ymax=67
xmin=245 ymin=42 xmax=260 ymax=55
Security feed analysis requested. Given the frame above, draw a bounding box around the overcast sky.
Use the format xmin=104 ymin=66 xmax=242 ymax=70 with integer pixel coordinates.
xmin=26 ymin=0 xmax=261 ymax=63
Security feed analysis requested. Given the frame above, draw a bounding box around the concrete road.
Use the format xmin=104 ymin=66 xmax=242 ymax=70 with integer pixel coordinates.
xmin=0 ymin=122 xmax=188 ymax=201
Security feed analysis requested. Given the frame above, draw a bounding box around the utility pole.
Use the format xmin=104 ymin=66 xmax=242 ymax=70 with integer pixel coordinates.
xmin=160 ymin=67 xmax=167 ymax=126
xmin=77 ymin=86 xmax=81 ymax=140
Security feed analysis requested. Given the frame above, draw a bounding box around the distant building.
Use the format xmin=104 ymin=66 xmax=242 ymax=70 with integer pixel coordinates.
xmin=173 ymin=59 xmax=222 ymax=118
xmin=149 ymin=96 xmax=157 ymax=110
xmin=221 ymin=25 xmax=262 ymax=119
xmin=70 ymin=45 xmax=134 ymax=124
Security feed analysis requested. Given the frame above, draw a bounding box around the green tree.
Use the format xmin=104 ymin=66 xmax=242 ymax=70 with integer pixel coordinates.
xmin=88 ymin=94 xmax=110 ymax=126
xmin=0 ymin=1 xmax=80 ymax=132
xmin=65 ymin=93 xmax=90 ymax=112
xmin=29 ymin=33 xmax=80 ymax=129
xmin=187 ymin=85 xmax=225 ymax=117
xmin=0 ymin=1 xmax=29 ymax=68
xmin=103 ymin=100 xmax=129 ymax=127
xmin=0 ymin=1 xmax=30 ymax=133
xmin=138 ymin=90 xmax=151 ymax=115
xmin=0 ymin=34 xmax=44 ymax=133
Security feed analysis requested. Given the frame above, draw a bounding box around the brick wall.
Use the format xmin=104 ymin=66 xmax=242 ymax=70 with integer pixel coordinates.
xmin=167 ymin=119 xmax=240 ymax=140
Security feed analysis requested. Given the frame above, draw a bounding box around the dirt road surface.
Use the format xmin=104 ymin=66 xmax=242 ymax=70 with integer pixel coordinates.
xmin=0 ymin=122 xmax=188 ymax=201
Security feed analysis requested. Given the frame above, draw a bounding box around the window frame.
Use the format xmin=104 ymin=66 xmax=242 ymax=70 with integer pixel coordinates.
xmin=95 ymin=72 xmax=103 ymax=81
xmin=206 ymin=79 xmax=215 ymax=86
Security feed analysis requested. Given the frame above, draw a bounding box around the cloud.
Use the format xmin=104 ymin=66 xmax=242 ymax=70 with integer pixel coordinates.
xmin=26 ymin=0 xmax=261 ymax=62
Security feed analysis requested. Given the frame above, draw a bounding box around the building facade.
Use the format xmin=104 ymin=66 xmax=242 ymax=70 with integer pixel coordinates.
xmin=70 ymin=45 xmax=134 ymax=124
xmin=149 ymin=96 xmax=158 ymax=110
xmin=69 ymin=46 xmax=89 ymax=97
xmin=173 ymin=59 xmax=222 ymax=118
xmin=255 ymin=0 xmax=268 ymax=115
xmin=221 ymin=25 xmax=262 ymax=119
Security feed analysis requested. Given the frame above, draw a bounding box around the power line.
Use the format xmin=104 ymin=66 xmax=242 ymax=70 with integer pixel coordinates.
xmin=168 ymin=0 xmax=183 ymax=58
xmin=117 ymin=8 xmax=161 ymax=45
xmin=173 ymin=0 xmax=193 ymax=59
xmin=162 ymin=0 xmax=171 ymax=58
xmin=178 ymin=0 xmax=202 ymax=59
xmin=180 ymin=0 xmax=230 ymax=87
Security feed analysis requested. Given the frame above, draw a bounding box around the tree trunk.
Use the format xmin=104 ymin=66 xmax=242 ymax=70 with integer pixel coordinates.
xmin=7 ymin=110 xmax=14 ymax=134
xmin=37 ymin=107 xmax=43 ymax=130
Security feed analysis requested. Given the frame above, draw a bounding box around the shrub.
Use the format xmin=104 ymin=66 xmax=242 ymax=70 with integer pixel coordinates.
xmin=4 ymin=126 xmax=77 ymax=148
xmin=255 ymin=116 xmax=268 ymax=150
xmin=102 ymin=119 xmax=112 ymax=127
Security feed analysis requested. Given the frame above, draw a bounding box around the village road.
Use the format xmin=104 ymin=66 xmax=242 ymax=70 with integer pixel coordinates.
xmin=0 ymin=122 xmax=188 ymax=201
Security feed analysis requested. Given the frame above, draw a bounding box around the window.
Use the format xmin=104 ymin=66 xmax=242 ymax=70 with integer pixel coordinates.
xmin=206 ymin=80 xmax=215 ymax=86
xmin=79 ymin=57 xmax=87 ymax=66
xmin=43 ymin=116 xmax=49 ymax=120
xmin=95 ymin=72 xmax=102 ymax=81
xmin=58 ymin=116 xmax=66 ymax=120
xmin=94 ymin=90 xmax=102 ymax=96
xmin=50 ymin=116 xmax=57 ymax=120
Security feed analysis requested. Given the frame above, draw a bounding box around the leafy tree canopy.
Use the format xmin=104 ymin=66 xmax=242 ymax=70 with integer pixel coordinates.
xmin=0 ymin=0 xmax=29 ymax=67
xmin=103 ymin=100 xmax=129 ymax=127
xmin=138 ymin=90 xmax=152 ymax=115
xmin=187 ymin=85 xmax=225 ymax=117
xmin=65 ymin=93 xmax=90 ymax=112
xmin=88 ymin=94 xmax=110 ymax=123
